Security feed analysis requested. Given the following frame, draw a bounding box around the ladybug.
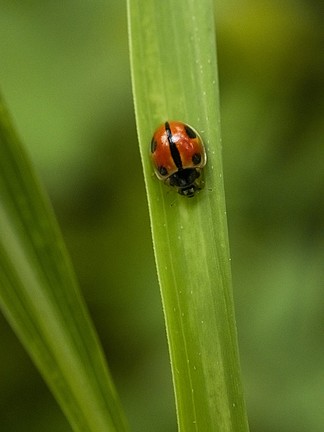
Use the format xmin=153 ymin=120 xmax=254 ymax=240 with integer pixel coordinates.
xmin=150 ymin=121 xmax=207 ymax=197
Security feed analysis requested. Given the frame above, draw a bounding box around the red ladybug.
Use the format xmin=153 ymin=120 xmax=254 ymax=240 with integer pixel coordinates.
xmin=150 ymin=121 xmax=207 ymax=197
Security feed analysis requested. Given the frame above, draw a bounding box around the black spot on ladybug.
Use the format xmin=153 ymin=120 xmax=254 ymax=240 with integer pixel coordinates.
xmin=184 ymin=125 xmax=196 ymax=139
xmin=159 ymin=166 xmax=168 ymax=176
xmin=165 ymin=122 xmax=183 ymax=170
xmin=192 ymin=153 xmax=201 ymax=165
xmin=151 ymin=138 xmax=157 ymax=153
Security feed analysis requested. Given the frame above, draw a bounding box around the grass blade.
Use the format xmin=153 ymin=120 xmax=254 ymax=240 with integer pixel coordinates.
xmin=0 ymin=95 xmax=128 ymax=431
xmin=127 ymin=0 xmax=250 ymax=430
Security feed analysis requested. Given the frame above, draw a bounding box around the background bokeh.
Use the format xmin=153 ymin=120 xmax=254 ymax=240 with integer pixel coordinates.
xmin=0 ymin=1 xmax=323 ymax=431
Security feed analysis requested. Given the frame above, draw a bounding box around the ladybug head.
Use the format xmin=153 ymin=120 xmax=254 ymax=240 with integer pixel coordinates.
xmin=168 ymin=168 xmax=201 ymax=197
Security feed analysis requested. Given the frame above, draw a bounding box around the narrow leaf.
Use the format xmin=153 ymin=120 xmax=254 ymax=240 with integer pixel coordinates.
xmin=0 ymin=95 xmax=128 ymax=431
xmin=127 ymin=0 xmax=249 ymax=430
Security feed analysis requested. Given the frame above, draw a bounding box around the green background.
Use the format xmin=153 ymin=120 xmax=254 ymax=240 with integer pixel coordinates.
xmin=0 ymin=1 xmax=323 ymax=431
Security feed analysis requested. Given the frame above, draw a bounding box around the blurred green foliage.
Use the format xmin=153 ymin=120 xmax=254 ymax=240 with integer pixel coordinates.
xmin=0 ymin=1 xmax=323 ymax=431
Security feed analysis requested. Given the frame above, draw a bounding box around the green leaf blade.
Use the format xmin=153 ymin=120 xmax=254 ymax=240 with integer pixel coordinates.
xmin=0 ymin=96 xmax=128 ymax=431
xmin=128 ymin=0 xmax=249 ymax=430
